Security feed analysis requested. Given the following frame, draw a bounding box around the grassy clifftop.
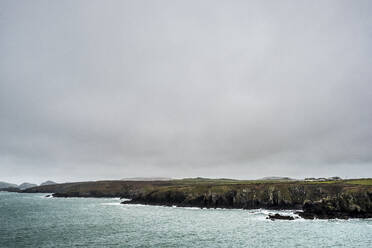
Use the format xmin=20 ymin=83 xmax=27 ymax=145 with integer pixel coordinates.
xmin=22 ymin=178 xmax=371 ymax=203
xmin=345 ymin=179 xmax=372 ymax=185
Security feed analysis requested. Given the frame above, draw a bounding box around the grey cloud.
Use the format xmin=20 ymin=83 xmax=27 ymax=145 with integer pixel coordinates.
xmin=1 ymin=0 xmax=372 ymax=183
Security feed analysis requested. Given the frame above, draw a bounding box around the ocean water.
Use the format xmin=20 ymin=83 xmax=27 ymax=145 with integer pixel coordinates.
xmin=1 ymin=192 xmax=372 ymax=248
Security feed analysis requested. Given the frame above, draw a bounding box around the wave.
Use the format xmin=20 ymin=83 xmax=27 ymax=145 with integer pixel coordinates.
xmin=100 ymin=202 xmax=122 ymax=206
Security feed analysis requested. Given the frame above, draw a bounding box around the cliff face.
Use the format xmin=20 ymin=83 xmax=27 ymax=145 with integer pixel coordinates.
xmin=123 ymin=184 xmax=361 ymax=210
xmin=299 ymin=191 xmax=372 ymax=219
xmin=21 ymin=179 xmax=372 ymax=219
xmin=123 ymin=183 xmax=372 ymax=218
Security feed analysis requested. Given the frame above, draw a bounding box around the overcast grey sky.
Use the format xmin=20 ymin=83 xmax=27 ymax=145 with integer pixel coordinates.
xmin=1 ymin=0 xmax=372 ymax=184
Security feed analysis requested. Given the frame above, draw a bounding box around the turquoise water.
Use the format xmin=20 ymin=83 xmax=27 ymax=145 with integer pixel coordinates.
xmin=1 ymin=192 xmax=372 ymax=248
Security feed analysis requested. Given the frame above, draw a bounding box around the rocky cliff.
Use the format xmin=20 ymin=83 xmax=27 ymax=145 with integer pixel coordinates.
xmin=299 ymin=191 xmax=372 ymax=219
xmin=21 ymin=179 xmax=372 ymax=219
xmin=121 ymin=183 xmax=371 ymax=210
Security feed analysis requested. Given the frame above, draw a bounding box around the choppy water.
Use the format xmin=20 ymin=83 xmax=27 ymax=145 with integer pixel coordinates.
xmin=1 ymin=192 xmax=372 ymax=248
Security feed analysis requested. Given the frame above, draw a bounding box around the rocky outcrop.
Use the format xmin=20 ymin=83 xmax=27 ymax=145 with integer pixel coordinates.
xmin=299 ymin=191 xmax=372 ymax=219
xmin=267 ymin=213 xmax=295 ymax=220
xmin=121 ymin=183 xmax=372 ymax=219
xmin=121 ymin=184 xmax=345 ymax=210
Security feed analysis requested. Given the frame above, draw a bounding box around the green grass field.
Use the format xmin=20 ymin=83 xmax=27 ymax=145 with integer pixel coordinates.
xmin=171 ymin=177 xmax=372 ymax=186
xmin=170 ymin=177 xmax=299 ymax=186
xmin=345 ymin=179 xmax=372 ymax=185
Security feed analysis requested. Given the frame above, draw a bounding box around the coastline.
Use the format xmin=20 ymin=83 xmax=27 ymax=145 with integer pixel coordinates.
xmin=12 ymin=178 xmax=372 ymax=220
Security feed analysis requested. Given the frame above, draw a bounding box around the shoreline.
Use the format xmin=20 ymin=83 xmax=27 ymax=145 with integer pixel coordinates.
xmin=3 ymin=190 xmax=372 ymax=220
xmin=5 ymin=178 xmax=372 ymax=220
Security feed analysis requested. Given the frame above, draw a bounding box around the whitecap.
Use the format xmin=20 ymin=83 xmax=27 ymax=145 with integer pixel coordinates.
xmin=100 ymin=202 xmax=122 ymax=206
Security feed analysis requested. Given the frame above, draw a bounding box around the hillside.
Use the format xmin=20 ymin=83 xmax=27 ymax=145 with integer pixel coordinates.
xmin=0 ymin=181 xmax=18 ymax=189
xmin=18 ymin=183 xmax=38 ymax=190
xmin=40 ymin=181 xmax=57 ymax=186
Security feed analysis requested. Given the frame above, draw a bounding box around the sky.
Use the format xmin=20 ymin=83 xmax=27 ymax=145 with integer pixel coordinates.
xmin=1 ymin=0 xmax=372 ymax=184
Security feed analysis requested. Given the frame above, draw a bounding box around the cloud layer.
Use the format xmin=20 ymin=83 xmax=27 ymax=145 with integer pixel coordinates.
xmin=1 ymin=0 xmax=372 ymax=183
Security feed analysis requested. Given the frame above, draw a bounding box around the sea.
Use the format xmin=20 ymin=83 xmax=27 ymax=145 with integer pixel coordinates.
xmin=1 ymin=192 xmax=372 ymax=248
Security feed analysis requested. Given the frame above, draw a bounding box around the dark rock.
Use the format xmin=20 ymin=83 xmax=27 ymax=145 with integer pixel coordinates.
xmin=267 ymin=213 xmax=295 ymax=220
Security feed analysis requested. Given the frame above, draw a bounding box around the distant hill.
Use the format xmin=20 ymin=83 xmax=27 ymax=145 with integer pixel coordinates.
xmin=0 ymin=187 xmax=21 ymax=192
xmin=121 ymin=177 xmax=172 ymax=181
xmin=40 ymin=181 xmax=57 ymax=186
xmin=18 ymin=182 xmax=37 ymax=190
xmin=0 ymin=181 xmax=18 ymax=189
xmin=260 ymin=177 xmax=295 ymax=181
